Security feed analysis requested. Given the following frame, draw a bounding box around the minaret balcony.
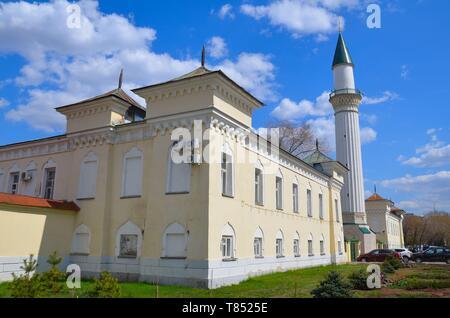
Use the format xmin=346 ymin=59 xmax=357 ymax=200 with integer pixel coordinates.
xmin=329 ymin=88 xmax=362 ymax=99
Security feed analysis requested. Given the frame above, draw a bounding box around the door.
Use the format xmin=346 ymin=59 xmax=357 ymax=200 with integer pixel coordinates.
xmin=350 ymin=242 xmax=358 ymax=262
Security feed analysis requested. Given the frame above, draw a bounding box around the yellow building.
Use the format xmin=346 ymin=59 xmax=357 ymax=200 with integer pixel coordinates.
xmin=0 ymin=61 xmax=348 ymax=288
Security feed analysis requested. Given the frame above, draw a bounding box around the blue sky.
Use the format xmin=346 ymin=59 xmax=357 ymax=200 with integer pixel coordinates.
xmin=0 ymin=0 xmax=449 ymax=214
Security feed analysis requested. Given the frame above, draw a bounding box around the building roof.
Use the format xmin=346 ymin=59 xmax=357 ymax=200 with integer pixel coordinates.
xmin=303 ymin=149 xmax=334 ymax=165
xmin=56 ymin=88 xmax=144 ymax=112
xmin=366 ymin=193 xmax=387 ymax=202
xmin=132 ymin=66 xmax=264 ymax=107
xmin=0 ymin=193 xmax=80 ymax=212
xmin=332 ymin=33 xmax=354 ymax=68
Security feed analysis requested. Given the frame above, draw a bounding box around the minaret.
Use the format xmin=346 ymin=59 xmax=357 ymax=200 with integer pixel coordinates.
xmin=329 ymin=31 xmax=376 ymax=253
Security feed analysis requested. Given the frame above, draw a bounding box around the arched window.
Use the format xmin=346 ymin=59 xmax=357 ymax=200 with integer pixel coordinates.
xmin=221 ymin=143 xmax=234 ymax=197
xmin=254 ymin=227 xmax=264 ymax=258
xmin=121 ymin=147 xmax=143 ymax=198
xmin=292 ymin=177 xmax=299 ymax=213
xmin=0 ymin=168 xmax=4 ymax=193
xmin=78 ymin=152 xmax=99 ymax=199
xmin=276 ymin=229 xmax=284 ymax=257
xmin=115 ymin=221 xmax=143 ymax=259
xmin=163 ymin=223 xmax=188 ymax=258
xmin=306 ymin=184 xmax=312 ymax=217
xmin=293 ymin=231 xmax=300 ymax=257
xmin=42 ymin=159 xmax=56 ymax=199
xmin=320 ymin=234 xmax=325 ymax=255
xmin=221 ymin=223 xmax=236 ymax=260
xmin=308 ymin=233 xmax=314 ymax=256
xmin=166 ymin=142 xmax=191 ymax=194
xmin=22 ymin=161 xmax=37 ymax=196
xmin=255 ymin=160 xmax=264 ymax=205
xmin=71 ymin=224 xmax=91 ymax=255
xmin=8 ymin=164 xmax=20 ymax=195
xmin=319 ymin=188 xmax=324 ymax=220
xmin=275 ymin=169 xmax=283 ymax=210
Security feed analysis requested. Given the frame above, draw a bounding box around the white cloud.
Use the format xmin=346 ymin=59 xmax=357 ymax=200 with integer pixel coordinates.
xmin=362 ymin=91 xmax=399 ymax=105
xmin=381 ymin=171 xmax=450 ymax=212
xmin=271 ymin=91 xmax=333 ymax=120
xmin=0 ymin=98 xmax=9 ymax=108
xmin=240 ymin=0 xmax=360 ymax=38
xmin=399 ymin=130 xmax=450 ymax=168
xmin=360 ymin=127 xmax=377 ymax=144
xmin=218 ymin=4 xmax=235 ymax=19
xmin=206 ymin=36 xmax=228 ymax=59
xmin=1 ymin=0 xmax=277 ymax=132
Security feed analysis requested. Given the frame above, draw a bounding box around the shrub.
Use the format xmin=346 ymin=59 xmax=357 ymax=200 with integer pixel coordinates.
xmin=41 ymin=251 xmax=66 ymax=293
xmin=89 ymin=272 xmax=121 ymax=298
xmin=385 ymin=256 xmax=404 ymax=270
xmin=311 ymin=271 xmax=353 ymax=298
xmin=8 ymin=255 xmax=44 ymax=298
xmin=381 ymin=263 xmax=395 ymax=274
xmin=348 ymin=269 xmax=369 ymax=290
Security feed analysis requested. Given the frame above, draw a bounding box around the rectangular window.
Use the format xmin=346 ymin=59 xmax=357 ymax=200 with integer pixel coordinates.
xmin=119 ymin=234 xmax=138 ymax=258
xmin=78 ymin=160 xmax=97 ymax=199
xmin=320 ymin=240 xmax=325 ymax=255
xmin=308 ymin=240 xmax=313 ymax=256
xmin=221 ymin=235 xmax=233 ymax=259
xmin=335 ymin=199 xmax=340 ymax=222
xmin=254 ymin=238 xmax=263 ymax=258
xmin=166 ymin=233 xmax=186 ymax=258
xmin=9 ymin=172 xmax=20 ymax=194
xmin=293 ymin=184 xmax=299 ymax=213
xmin=276 ymin=239 xmax=283 ymax=257
xmin=338 ymin=241 xmax=343 ymax=255
xmin=43 ymin=168 xmax=56 ymax=199
xmin=307 ymin=189 xmax=312 ymax=217
xmin=255 ymin=168 xmax=263 ymax=205
xmin=293 ymin=239 xmax=300 ymax=257
xmin=221 ymin=153 xmax=233 ymax=197
xmin=123 ymin=156 xmax=142 ymax=197
xmin=276 ymin=177 xmax=283 ymax=210
xmin=319 ymin=193 xmax=324 ymax=219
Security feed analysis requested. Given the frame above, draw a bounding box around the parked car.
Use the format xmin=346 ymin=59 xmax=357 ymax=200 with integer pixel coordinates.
xmin=357 ymin=249 xmax=401 ymax=263
xmin=394 ymin=248 xmax=413 ymax=262
xmin=411 ymin=247 xmax=450 ymax=264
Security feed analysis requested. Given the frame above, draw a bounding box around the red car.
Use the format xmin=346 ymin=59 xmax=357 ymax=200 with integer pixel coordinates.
xmin=357 ymin=249 xmax=401 ymax=262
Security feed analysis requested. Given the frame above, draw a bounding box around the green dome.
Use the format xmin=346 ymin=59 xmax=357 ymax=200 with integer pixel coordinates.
xmin=332 ymin=33 xmax=354 ymax=69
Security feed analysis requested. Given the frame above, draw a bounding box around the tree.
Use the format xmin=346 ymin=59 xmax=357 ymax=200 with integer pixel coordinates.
xmin=266 ymin=120 xmax=328 ymax=158
xmin=310 ymin=271 xmax=353 ymax=298
xmin=404 ymin=211 xmax=450 ymax=247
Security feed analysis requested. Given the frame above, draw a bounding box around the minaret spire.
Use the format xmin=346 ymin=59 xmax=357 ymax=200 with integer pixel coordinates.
xmin=201 ymin=46 xmax=206 ymax=67
xmin=118 ymin=68 xmax=124 ymax=89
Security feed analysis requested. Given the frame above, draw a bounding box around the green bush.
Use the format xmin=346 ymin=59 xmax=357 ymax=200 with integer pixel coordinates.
xmin=8 ymin=255 xmax=44 ymax=298
xmin=348 ymin=269 xmax=369 ymax=290
xmin=89 ymin=272 xmax=121 ymax=298
xmin=385 ymin=256 xmax=404 ymax=270
xmin=381 ymin=263 xmax=395 ymax=274
xmin=41 ymin=252 xmax=66 ymax=294
xmin=311 ymin=271 xmax=353 ymax=298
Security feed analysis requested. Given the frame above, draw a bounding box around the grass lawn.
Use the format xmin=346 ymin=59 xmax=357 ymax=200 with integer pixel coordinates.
xmin=0 ymin=263 xmax=449 ymax=298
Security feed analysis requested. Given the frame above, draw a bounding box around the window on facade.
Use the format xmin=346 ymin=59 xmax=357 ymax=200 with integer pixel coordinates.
xmin=119 ymin=234 xmax=138 ymax=258
xmin=0 ymin=171 xmax=5 ymax=193
xmin=276 ymin=239 xmax=283 ymax=257
xmin=320 ymin=238 xmax=325 ymax=255
xmin=307 ymin=189 xmax=312 ymax=217
xmin=78 ymin=152 xmax=98 ymax=199
xmin=338 ymin=240 xmax=343 ymax=255
xmin=335 ymin=199 xmax=340 ymax=222
xmin=221 ymin=236 xmax=234 ymax=259
xmin=293 ymin=239 xmax=300 ymax=257
xmin=254 ymin=238 xmax=263 ymax=258
xmin=293 ymin=184 xmax=299 ymax=213
xmin=308 ymin=234 xmax=314 ymax=256
xmin=43 ymin=167 xmax=56 ymax=199
xmin=71 ymin=224 xmax=90 ymax=255
xmin=163 ymin=223 xmax=187 ymax=258
xmin=9 ymin=172 xmax=20 ymax=194
xmin=255 ymin=168 xmax=263 ymax=205
xmin=167 ymin=143 xmax=191 ymax=194
xmin=122 ymin=148 xmax=143 ymax=197
xmin=319 ymin=193 xmax=324 ymax=219
xmin=221 ymin=150 xmax=233 ymax=197
xmin=276 ymin=176 xmax=283 ymax=210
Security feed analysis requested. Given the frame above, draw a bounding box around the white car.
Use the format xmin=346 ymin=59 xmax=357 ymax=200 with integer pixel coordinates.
xmin=395 ymin=248 xmax=413 ymax=262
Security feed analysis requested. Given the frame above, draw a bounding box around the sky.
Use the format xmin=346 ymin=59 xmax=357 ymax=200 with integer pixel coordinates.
xmin=0 ymin=0 xmax=449 ymax=214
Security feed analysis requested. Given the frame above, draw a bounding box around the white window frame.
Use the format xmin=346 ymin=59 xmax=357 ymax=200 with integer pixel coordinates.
xmin=308 ymin=233 xmax=314 ymax=256
xmin=77 ymin=152 xmax=99 ymax=199
xmin=307 ymin=189 xmax=312 ymax=217
xmin=319 ymin=193 xmax=324 ymax=220
xmin=254 ymin=227 xmax=264 ymax=258
xmin=320 ymin=235 xmax=325 ymax=255
xmin=43 ymin=167 xmax=56 ymax=199
xmin=255 ymin=161 xmax=264 ymax=206
xmin=221 ymin=223 xmax=236 ymax=260
xmin=293 ymin=182 xmax=299 ymax=213
xmin=338 ymin=239 xmax=343 ymax=255
xmin=41 ymin=160 xmax=57 ymax=199
xmin=293 ymin=232 xmax=300 ymax=257
xmin=276 ymin=230 xmax=284 ymax=258
xmin=166 ymin=142 xmax=191 ymax=194
xmin=121 ymin=147 xmax=143 ymax=198
xmin=275 ymin=169 xmax=283 ymax=210
xmin=8 ymin=171 xmax=20 ymax=195
xmin=221 ymin=144 xmax=234 ymax=198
